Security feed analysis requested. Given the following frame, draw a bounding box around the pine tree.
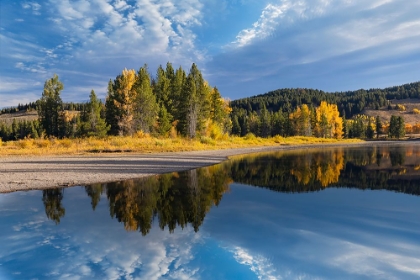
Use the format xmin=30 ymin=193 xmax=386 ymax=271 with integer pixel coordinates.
xmin=37 ymin=74 xmax=64 ymax=137
xmin=389 ymin=115 xmax=399 ymax=138
xmin=157 ymin=104 xmax=172 ymax=136
xmin=259 ymin=104 xmax=271 ymax=137
xmin=366 ymin=119 xmax=375 ymax=139
xmin=133 ymin=65 xmax=158 ymax=133
xmin=179 ymin=73 xmax=198 ymax=138
xmin=105 ymin=80 xmax=120 ymax=135
xmin=169 ymin=66 xmax=186 ymax=124
xmin=81 ymin=90 xmax=110 ymax=137
xmin=154 ymin=65 xmax=171 ymax=110
xmin=375 ymin=116 xmax=382 ymax=139
xmin=397 ymin=116 xmax=405 ymax=139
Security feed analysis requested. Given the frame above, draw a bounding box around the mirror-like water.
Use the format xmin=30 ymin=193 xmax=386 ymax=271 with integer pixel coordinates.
xmin=1 ymin=144 xmax=420 ymax=279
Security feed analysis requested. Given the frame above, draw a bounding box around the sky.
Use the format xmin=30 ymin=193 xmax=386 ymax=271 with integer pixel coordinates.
xmin=1 ymin=0 xmax=420 ymax=108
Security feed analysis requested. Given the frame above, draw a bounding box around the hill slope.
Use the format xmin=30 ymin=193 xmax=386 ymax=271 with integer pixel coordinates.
xmin=230 ymin=81 xmax=420 ymax=119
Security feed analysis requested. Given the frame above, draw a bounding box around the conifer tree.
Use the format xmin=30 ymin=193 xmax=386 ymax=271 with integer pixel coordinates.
xmin=375 ymin=116 xmax=382 ymax=139
xmin=133 ymin=65 xmax=158 ymax=133
xmin=179 ymin=73 xmax=198 ymax=138
xmin=366 ymin=119 xmax=375 ymax=139
xmin=157 ymin=104 xmax=172 ymax=136
xmin=169 ymin=66 xmax=186 ymax=124
xmin=154 ymin=65 xmax=171 ymax=110
xmin=80 ymin=90 xmax=110 ymax=137
xmin=37 ymin=74 xmax=64 ymax=137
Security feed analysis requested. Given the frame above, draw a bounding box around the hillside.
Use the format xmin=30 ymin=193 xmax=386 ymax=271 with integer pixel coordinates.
xmin=362 ymin=99 xmax=420 ymax=125
xmin=230 ymin=81 xmax=420 ymax=119
xmin=0 ymin=111 xmax=38 ymax=125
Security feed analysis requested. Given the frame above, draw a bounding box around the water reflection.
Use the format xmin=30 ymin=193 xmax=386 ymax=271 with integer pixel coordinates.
xmin=230 ymin=145 xmax=420 ymax=195
xmin=87 ymin=165 xmax=231 ymax=235
xmin=42 ymin=144 xmax=420 ymax=233
xmin=1 ymin=144 xmax=420 ymax=279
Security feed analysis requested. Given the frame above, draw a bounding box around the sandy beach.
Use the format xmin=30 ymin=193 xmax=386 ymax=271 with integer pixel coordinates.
xmin=0 ymin=141 xmax=416 ymax=193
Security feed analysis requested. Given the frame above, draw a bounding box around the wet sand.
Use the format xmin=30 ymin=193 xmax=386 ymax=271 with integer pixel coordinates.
xmin=0 ymin=141 xmax=414 ymax=193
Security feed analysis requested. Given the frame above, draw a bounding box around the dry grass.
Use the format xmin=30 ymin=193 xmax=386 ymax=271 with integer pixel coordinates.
xmin=0 ymin=111 xmax=38 ymax=125
xmin=0 ymin=136 xmax=362 ymax=156
xmin=362 ymin=98 xmax=420 ymax=125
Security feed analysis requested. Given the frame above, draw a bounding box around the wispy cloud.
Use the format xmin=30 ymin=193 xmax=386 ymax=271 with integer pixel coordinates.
xmin=230 ymin=246 xmax=280 ymax=280
xmin=22 ymin=2 xmax=42 ymax=15
xmin=210 ymin=0 xmax=420 ymax=97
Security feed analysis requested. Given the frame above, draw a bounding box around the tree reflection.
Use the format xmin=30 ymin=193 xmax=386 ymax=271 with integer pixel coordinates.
xmin=104 ymin=163 xmax=231 ymax=235
xmin=42 ymin=188 xmax=65 ymax=224
xmin=229 ymin=145 xmax=420 ymax=195
xmin=41 ymin=145 xmax=420 ymax=233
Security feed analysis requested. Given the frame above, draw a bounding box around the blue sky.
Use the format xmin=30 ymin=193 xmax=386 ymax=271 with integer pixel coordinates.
xmin=1 ymin=0 xmax=420 ymax=107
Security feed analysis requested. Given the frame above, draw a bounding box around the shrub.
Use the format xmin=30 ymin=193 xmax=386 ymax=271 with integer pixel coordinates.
xmin=200 ymin=136 xmax=216 ymax=145
xmin=395 ymin=104 xmax=406 ymax=111
xmin=413 ymin=108 xmax=420 ymax=114
xmin=59 ymin=139 xmax=73 ymax=148
xmin=244 ymin=133 xmax=257 ymax=140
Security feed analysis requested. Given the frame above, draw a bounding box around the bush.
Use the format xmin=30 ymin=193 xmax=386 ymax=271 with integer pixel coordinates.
xmin=200 ymin=136 xmax=216 ymax=145
xmin=413 ymin=108 xmax=420 ymax=114
xmin=395 ymin=104 xmax=406 ymax=111
xmin=244 ymin=133 xmax=257 ymax=140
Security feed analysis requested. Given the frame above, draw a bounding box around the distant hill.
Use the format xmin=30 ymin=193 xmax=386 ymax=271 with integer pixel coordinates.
xmin=230 ymin=81 xmax=420 ymax=119
xmin=362 ymin=99 xmax=420 ymax=125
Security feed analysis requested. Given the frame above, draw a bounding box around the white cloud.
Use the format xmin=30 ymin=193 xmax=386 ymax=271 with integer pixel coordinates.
xmin=230 ymin=246 xmax=280 ymax=280
xmin=232 ymin=4 xmax=285 ymax=47
xmin=209 ymin=0 xmax=420 ymax=97
xmin=22 ymin=2 xmax=42 ymax=15
xmin=47 ymin=0 xmax=204 ymax=65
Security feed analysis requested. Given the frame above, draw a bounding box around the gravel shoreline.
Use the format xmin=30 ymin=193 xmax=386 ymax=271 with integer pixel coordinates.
xmin=1 ymin=141 xmax=416 ymax=193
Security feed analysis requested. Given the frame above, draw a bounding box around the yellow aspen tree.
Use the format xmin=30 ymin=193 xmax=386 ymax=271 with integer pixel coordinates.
xmin=315 ymin=101 xmax=343 ymax=138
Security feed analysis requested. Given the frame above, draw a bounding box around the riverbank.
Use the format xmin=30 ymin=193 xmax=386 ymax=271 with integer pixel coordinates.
xmin=0 ymin=141 xmax=416 ymax=193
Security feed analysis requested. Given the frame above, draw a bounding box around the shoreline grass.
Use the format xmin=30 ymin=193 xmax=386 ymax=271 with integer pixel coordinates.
xmin=0 ymin=135 xmax=363 ymax=156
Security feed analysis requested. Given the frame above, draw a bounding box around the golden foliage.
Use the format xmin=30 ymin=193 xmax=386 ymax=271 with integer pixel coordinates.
xmin=0 ymin=135 xmax=362 ymax=156
xmin=315 ymin=102 xmax=343 ymax=139
xmin=290 ymin=150 xmax=344 ymax=187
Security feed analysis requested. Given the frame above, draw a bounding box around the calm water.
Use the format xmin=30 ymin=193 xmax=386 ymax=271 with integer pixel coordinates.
xmin=1 ymin=144 xmax=420 ymax=279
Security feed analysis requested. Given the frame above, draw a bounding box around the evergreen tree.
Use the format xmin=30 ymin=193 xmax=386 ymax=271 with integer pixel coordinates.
xmin=37 ymin=74 xmax=64 ymax=137
xmin=179 ymin=74 xmax=198 ymax=138
xmin=81 ymin=90 xmax=110 ymax=137
xmin=154 ymin=65 xmax=171 ymax=110
xmin=157 ymin=104 xmax=172 ymax=136
xmin=397 ymin=116 xmax=405 ymax=139
xmin=105 ymin=79 xmax=120 ymax=135
xmin=168 ymin=66 xmax=186 ymax=124
xmin=133 ymin=65 xmax=158 ymax=133
xmin=375 ymin=116 xmax=382 ymax=139
xmin=259 ymin=104 xmax=271 ymax=137
xmin=366 ymin=119 xmax=375 ymax=139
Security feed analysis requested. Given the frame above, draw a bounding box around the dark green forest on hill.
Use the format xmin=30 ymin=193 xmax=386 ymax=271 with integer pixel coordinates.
xmin=229 ymin=82 xmax=420 ymax=138
xmin=230 ymin=82 xmax=420 ymax=117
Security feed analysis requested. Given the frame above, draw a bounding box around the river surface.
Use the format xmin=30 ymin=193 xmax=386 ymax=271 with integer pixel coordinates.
xmin=1 ymin=144 xmax=420 ymax=279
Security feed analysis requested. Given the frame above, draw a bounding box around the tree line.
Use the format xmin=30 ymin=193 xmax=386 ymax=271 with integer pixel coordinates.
xmin=1 ymin=66 xmax=418 ymax=141
xmin=231 ymin=82 xmax=420 ymax=118
xmin=0 ymin=63 xmax=232 ymax=141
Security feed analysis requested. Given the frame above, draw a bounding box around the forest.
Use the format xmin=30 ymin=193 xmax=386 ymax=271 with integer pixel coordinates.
xmin=0 ymin=62 xmax=419 ymax=142
xmin=230 ymin=82 xmax=420 ymax=138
